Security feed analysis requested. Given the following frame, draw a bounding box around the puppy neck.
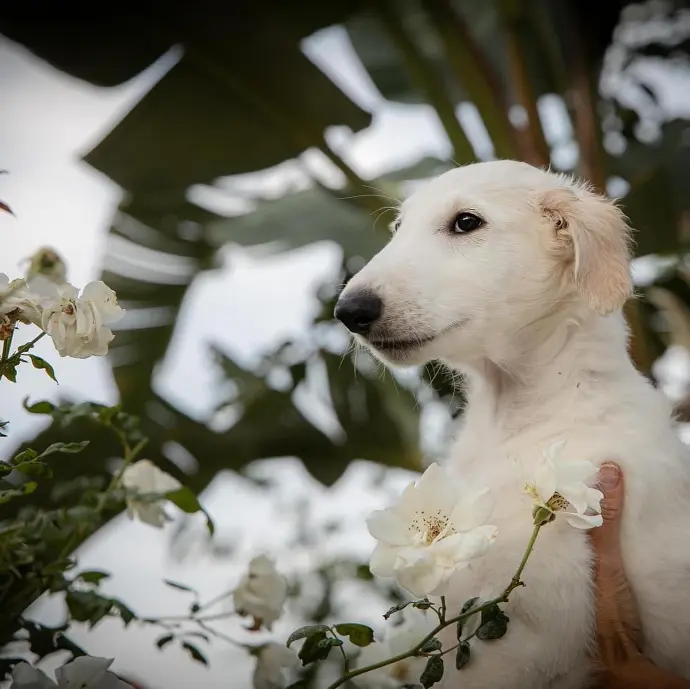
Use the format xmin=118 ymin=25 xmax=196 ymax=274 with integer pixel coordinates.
xmin=446 ymin=307 xmax=636 ymax=429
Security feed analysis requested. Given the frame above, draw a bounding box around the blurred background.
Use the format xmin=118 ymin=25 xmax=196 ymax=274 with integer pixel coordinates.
xmin=2 ymin=0 xmax=690 ymax=686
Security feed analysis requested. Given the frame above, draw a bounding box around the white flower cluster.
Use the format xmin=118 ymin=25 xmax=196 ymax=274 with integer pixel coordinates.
xmin=0 ymin=248 xmax=124 ymax=358
xmin=233 ymin=555 xmax=289 ymax=631
xmin=367 ymin=442 xmax=603 ymax=597
xmin=121 ymin=459 xmax=181 ymax=528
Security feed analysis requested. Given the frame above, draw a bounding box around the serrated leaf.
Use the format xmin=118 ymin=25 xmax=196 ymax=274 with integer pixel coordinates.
xmin=476 ymin=604 xmax=509 ymax=641
xmin=27 ymin=354 xmax=58 ymax=382
xmin=39 ymin=441 xmax=90 ymax=459
xmin=334 ymin=623 xmax=375 ymax=648
xmin=286 ymin=625 xmax=331 ymax=648
xmin=13 ymin=460 xmax=50 ymax=477
xmin=455 ymin=641 xmax=471 ymax=669
xmin=457 ymin=596 xmax=480 ymax=639
xmin=298 ymin=635 xmax=341 ymax=666
xmin=0 ymin=481 xmax=37 ymax=503
xmin=420 ymin=655 xmax=444 ymax=688
xmin=98 ymin=404 xmax=121 ymax=425
xmin=164 ymin=487 xmax=215 ymax=535
xmin=76 ymin=570 xmax=111 ymax=585
xmin=182 ymin=641 xmax=208 ymax=666
xmin=163 ymin=579 xmax=197 ymax=594
xmin=419 ymin=637 xmax=442 ymax=653
xmin=12 ymin=448 xmax=38 ymax=464
xmin=23 ymin=398 xmax=55 ymax=414
xmin=156 ymin=634 xmax=174 ymax=649
xmin=2 ymin=362 xmax=18 ymax=383
xmin=113 ymin=600 xmax=136 ymax=625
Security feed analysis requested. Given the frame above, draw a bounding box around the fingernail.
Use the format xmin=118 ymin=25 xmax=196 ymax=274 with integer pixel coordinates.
xmin=598 ymin=464 xmax=621 ymax=490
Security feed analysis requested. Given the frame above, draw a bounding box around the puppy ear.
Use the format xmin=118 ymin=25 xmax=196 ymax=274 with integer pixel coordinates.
xmin=540 ymin=186 xmax=633 ymax=315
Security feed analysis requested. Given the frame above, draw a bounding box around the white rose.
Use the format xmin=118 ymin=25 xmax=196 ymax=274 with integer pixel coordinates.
xmin=38 ymin=280 xmax=124 ymax=359
xmin=252 ymin=643 xmax=298 ymax=689
xmin=233 ymin=555 xmax=288 ymax=631
xmin=366 ymin=463 xmax=497 ymax=597
xmin=523 ymin=440 xmax=604 ymax=529
xmin=121 ymin=459 xmax=181 ymax=528
xmin=11 ymin=656 xmax=132 ymax=689
xmin=0 ymin=273 xmax=41 ymax=337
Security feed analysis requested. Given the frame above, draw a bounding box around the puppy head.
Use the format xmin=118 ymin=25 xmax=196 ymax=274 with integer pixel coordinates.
xmin=334 ymin=161 xmax=633 ymax=368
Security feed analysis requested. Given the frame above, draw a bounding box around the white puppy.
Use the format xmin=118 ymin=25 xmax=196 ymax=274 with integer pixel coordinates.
xmin=335 ymin=160 xmax=690 ymax=688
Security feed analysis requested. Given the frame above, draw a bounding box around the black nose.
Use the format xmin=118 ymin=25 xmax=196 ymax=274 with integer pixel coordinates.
xmin=334 ymin=290 xmax=383 ymax=335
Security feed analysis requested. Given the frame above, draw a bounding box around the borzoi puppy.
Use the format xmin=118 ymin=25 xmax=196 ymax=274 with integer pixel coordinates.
xmin=335 ymin=160 xmax=690 ymax=688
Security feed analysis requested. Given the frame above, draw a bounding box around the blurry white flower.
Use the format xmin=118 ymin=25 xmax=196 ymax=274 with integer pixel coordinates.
xmin=352 ymin=608 xmax=436 ymax=688
xmin=121 ymin=459 xmax=181 ymax=528
xmin=252 ymin=643 xmax=298 ymax=689
xmin=233 ymin=555 xmax=288 ymax=631
xmin=0 ymin=273 xmax=41 ymax=337
xmin=366 ymin=463 xmax=497 ymax=597
xmin=524 ymin=440 xmax=603 ymax=529
xmin=25 ymin=247 xmax=67 ymax=284
xmin=37 ymin=280 xmax=124 ymax=358
xmin=11 ymin=656 xmax=132 ymax=689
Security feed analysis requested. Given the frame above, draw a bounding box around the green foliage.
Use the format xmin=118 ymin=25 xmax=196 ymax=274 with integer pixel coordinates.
xmin=476 ymin=603 xmax=510 ymax=641
xmin=420 ymin=655 xmax=444 ymax=688
xmin=334 ymin=623 xmax=376 ymax=647
xmin=286 ymin=625 xmax=333 ymax=648
xmin=455 ymin=641 xmax=471 ymax=669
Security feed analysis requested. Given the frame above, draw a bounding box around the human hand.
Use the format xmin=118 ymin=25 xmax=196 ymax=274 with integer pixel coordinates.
xmin=590 ymin=462 xmax=690 ymax=689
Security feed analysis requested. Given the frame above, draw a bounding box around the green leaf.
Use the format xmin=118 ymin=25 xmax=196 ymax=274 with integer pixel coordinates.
xmin=164 ymin=487 xmax=215 ymax=535
xmin=13 ymin=461 xmax=50 ymax=477
xmin=334 ymin=623 xmax=375 ymax=648
xmin=39 ymin=441 xmax=90 ymax=458
xmin=455 ymin=641 xmax=471 ymax=670
xmin=98 ymin=404 xmax=121 ymax=426
xmin=12 ymin=448 xmax=38 ymax=464
xmin=298 ymin=635 xmax=341 ymax=666
xmin=420 ymin=655 xmax=444 ymax=688
xmin=27 ymin=354 xmax=58 ymax=382
xmin=113 ymin=600 xmax=136 ymax=625
xmin=457 ymin=597 xmax=480 ymax=639
xmin=181 ymin=641 xmax=208 ymax=666
xmin=286 ymin=625 xmax=331 ymax=648
xmin=156 ymin=634 xmax=175 ymax=649
xmin=419 ymin=637 xmax=442 ymax=653
xmin=383 ymin=601 xmax=411 ymax=620
xmin=3 ymin=361 xmax=18 ymax=383
xmin=0 ymin=481 xmax=37 ymax=503
xmin=23 ymin=398 xmax=55 ymax=414
xmin=76 ymin=570 xmax=111 ymax=585
xmin=476 ymin=604 xmax=509 ymax=641
xmin=163 ymin=579 xmax=197 ymax=594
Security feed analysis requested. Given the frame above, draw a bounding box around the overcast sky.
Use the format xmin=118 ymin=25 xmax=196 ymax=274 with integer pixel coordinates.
xmin=2 ymin=16 xmax=690 ymax=689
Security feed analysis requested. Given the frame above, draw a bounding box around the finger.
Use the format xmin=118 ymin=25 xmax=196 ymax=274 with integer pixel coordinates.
xmin=589 ymin=462 xmax=625 ymax=555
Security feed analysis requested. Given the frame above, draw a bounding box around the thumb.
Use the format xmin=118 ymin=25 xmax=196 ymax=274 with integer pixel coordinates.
xmin=589 ymin=462 xmax=625 ymax=554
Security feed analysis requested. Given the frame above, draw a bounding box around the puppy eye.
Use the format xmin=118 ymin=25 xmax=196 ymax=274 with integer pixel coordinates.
xmin=391 ymin=218 xmax=402 ymax=234
xmin=452 ymin=212 xmax=484 ymax=234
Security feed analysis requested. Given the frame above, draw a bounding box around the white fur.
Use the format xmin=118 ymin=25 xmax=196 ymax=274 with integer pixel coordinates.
xmin=340 ymin=161 xmax=690 ymax=688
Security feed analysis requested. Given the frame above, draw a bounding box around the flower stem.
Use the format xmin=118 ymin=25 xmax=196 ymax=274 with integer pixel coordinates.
xmin=330 ymin=626 xmax=350 ymax=673
xmin=0 ymin=331 xmax=14 ymax=380
xmin=325 ymin=524 xmax=542 ymax=689
xmin=99 ymin=434 xmax=148 ymax=508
